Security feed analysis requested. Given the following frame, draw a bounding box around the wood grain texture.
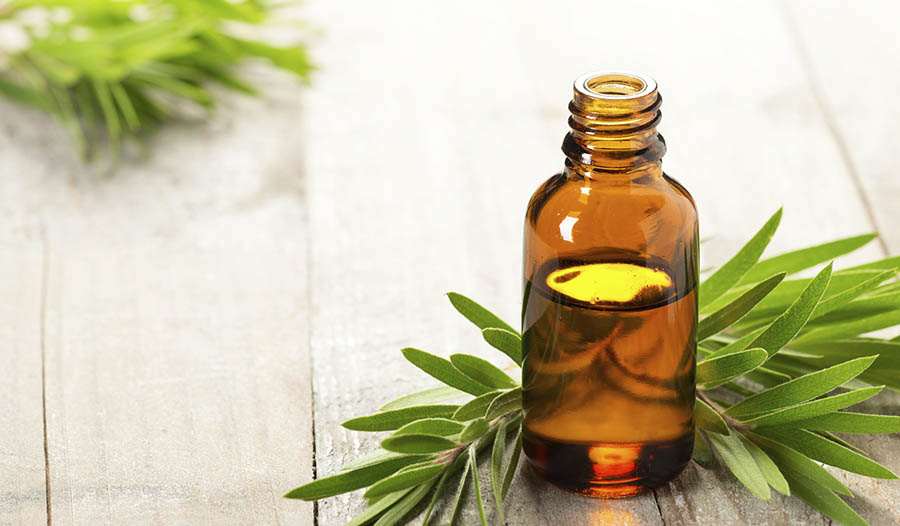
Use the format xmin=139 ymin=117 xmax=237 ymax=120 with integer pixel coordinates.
xmin=0 ymin=65 xmax=315 ymax=524
xmin=0 ymin=245 xmax=47 ymax=525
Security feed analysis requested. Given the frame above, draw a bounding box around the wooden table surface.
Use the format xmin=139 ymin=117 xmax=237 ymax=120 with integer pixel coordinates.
xmin=2 ymin=1 xmax=899 ymax=524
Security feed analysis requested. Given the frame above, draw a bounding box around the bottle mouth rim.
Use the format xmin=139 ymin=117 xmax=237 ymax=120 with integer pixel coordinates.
xmin=575 ymin=71 xmax=657 ymax=101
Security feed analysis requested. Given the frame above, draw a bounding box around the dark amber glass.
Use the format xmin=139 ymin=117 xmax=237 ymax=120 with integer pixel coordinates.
xmin=521 ymin=72 xmax=699 ymax=498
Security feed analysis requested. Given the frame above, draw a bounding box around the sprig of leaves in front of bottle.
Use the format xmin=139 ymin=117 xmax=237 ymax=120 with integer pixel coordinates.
xmin=285 ymin=208 xmax=900 ymax=526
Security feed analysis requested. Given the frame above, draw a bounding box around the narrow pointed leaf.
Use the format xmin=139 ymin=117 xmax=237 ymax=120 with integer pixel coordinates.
xmin=707 ymin=431 xmax=771 ymax=500
xmin=447 ymin=292 xmax=518 ymax=334
xmin=793 ymin=308 xmax=900 ymax=345
xmin=501 ymin=426 xmax=523 ymax=499
xmin=749 ymin=263 xmax=832 ymax=357
xmin=699 ymin=208 xmax=782 ymax=309
xmin=695 ymin=398 xmax=730 ymax=435
xmin=342 ymin=450 xmax=413 ymax=471
xmin=790 ymin=339 xmax=900 ymax=371
xmin=698 ymin=273 xmax=785 ymax=340
xmin=364 ymin=463 xmax=444 ymax=499
xmin=781 ymin=471 xmax=866 ymax=526
xmin=450 ymin=353 xmax=518 ymax=389
xmin=706 ymin=328 xmax=765 ymax=359
xmin=811 ymin=268 xmax=899 ymax=320
xmin=738 ymin=233 xmax=878 ymax=286
xmin=482 ymin=328 xmax=523 ymax=365
xmin=468 ymin=447 xmax=487 ymax=526
xmin=449 ymin=456 xmax=471 ymax=526
xmin=373 ymin=478 xmax=438 ymax=526
xmin=749 ymin=432 xmax=851 ymax=496
xmin=393 ymin=418 xmax=465 ymax=437
xmin=792 ymin=412 xmax=900 ymax=434
xmin=284 ymin=455 xmax=426 ymax=500
xmin=742 ymin=386 xmax=884 ymax=427
xmin=697 ymin=348 xmax=768 ymax=386
xmin=346 ymin=488 xmax=411 ymax=526
xmin=421 ymin=470 xmax=450 ymax=525
xmin=756 ymin=427 xmax=898 ymax=479
xmin=382 ymin=434 xmax=457 ymax=454
xmin=692 ymin=430 xmax=716 ymax=468
xmin=725 ymin=356 xmax=877 ymax=417
xmin=343 ymin=404 xmax=460 ymax=431
xmin=459 ymin=418 xmax=490 ymax=443
xmin=486 ymin=388 xmax=522 ymax=420
xmin=491 ymin=420 xmax=508 ymax=522
xmin=402 ymin=348 xmax=491 ymax=396
xmin=454 ymin=390 xmax=504 ymax=421
xmin=740 ymin=434 xmax=790 ymax=495
xmin=380 ymin=386 xmax=465 ymax=411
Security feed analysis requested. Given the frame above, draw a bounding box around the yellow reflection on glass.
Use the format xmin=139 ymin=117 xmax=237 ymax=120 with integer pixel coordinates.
xmin=546 ymin=262 xmax=672 ymax=304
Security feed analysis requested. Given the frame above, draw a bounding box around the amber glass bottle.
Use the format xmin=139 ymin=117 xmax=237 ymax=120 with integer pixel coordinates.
xmin=521 ymin=72 xmax=698 ymax=498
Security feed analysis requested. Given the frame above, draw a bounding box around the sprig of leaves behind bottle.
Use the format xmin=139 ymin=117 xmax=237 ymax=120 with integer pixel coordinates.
xmin=0 ymin=0 xmax=312 ymax=164
xmin=285 ymin=208 xmax=900 ymax=526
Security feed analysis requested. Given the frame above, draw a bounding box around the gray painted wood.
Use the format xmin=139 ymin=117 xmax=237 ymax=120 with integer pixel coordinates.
xmin=0 ymin=246 xmax=47 ymax=525
xmin=0 ymin=65 xmax=314 ymax=524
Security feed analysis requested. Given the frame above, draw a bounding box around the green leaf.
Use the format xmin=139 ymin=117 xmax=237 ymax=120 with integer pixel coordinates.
xmin=468 ymin=447 xmax=487 ymax=526
xmin=793 ymin=308 xmax=900 ymax=345
xmin=343 ymin=405 xmax=460 ymax=432
xmin=392 ymin=418 xmax=465 ymax=437
xmin=364 ymin=462 xmax=444 ymax=499
xmin=380 ymin=386 xmax=465 ymax=411
xmin=449 ymin=456 xmax=471 ymax=526
xmin=501 ymin=425 xmax=523 ymax=499
xmin=373 ymin=478 xmax=438 ymax=526
xmin=695 ymin=398 xmax=730 ymax=435
xmin=781 ymin=471 xmax=866 ymax=526
xmin=450 ymin=354 xmax=518 ymax=389
xmin=698 ymin=273 xmax=785 ymax=341
xmin=811 ymin=268 xmax=899 ymax=320
xmin=790 ymin=339 xmax=900 ymax=371
xmin=697 ymin=348 xmax=768 ymax=386
xmin=706 ymin=328 xmax=766 ymax=359
xmin=402 ymin=348 xmax=491 ymax=396
xmin=741 ymin=386 xmax=884 ymax=427
xmin=381 ymin=434 xmax=457 ymax=454
xmin=749 ymin=432 xmax=851 ymax=496
xmin=284 ymin=455 xmax=426 ymax=500
xmin=491 ymin=419 xmax=507 ymax=523
xmin=748 ymin=263 xmax=833 ymax=358
xmin=756 ymin=428 xmax=898 ymax=479
xmin=486 ymin=388 xmax=522 ymax=420
xmin=725 ymin=356 xmax=877 ymax=417
xmin=792 ymin=412 xmax=900 ymax=434
xmin=739 ymin=434 xmax=790 ymax=496
xmin=459 ymin=418 xmax=490 ymax=443
xmin=707 ymin=431 xmax=771 ymax=500
xmin=341 ymin=449 xmax=410 ymax=471
xmin=482 ymin=328 xmax=523 ymax=365
xmin=421 ymin=470 xmax=449 ymax=525
xmin=454 ymin=390 xmax=504 ymax=421
xmin=699 ymin=208 xmax=782 ymax=309
xmin=447 ymin=292 xmax=518 ymax=335
xmin=692 ymin=430 xmax=716 ymax=468
xmin=346 ymin=488 xmax=411 ymax=526
xmin=738 ymin=233 xmax=878 ymax=286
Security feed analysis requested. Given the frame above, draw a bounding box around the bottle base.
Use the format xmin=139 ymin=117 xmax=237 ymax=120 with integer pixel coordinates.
xmin=522 ymin=427 xmax=693 ymax=499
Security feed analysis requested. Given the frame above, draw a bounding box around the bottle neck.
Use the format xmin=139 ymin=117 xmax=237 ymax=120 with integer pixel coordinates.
xmin=562 ymin=72 xmax=666 ymax=177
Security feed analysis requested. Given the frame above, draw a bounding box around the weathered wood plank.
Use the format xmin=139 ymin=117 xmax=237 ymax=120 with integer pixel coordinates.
xmin=0 ymin=245 xmax=48 ymax=525
xmin=0 ymin=67 xmax=315 ymax=524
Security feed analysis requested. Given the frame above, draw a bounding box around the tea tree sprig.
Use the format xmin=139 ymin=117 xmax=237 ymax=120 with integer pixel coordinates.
xmin=0 ymin=0 xmax=312 ymax=164
xmin=286 ymin=209 xmax=900 ymax=526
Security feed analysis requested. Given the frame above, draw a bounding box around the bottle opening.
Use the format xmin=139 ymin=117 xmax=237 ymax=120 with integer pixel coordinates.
xmin=576 ymin=72 xmax=656 ymax=101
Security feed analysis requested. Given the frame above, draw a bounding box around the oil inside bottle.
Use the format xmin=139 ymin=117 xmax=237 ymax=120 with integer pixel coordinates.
xmin=522 ymin=249 xmax=696 ymax=498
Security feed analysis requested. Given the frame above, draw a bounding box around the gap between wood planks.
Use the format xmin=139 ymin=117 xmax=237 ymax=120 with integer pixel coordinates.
xmin=39 ymin=227 xmax=51 ymax=526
